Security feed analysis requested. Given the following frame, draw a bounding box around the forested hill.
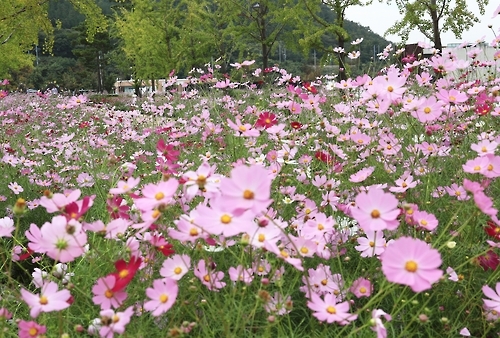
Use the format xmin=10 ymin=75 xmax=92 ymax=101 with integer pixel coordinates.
xmin=48 ymin=0 xmax=392 ymax=65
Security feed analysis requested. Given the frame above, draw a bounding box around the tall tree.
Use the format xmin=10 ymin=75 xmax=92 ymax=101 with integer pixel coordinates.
xmin=297 ymin=0 xmax=372 ymax=80
xmin=385 ymin=0 xmax=489 ymax=51
xmin=221 ymin=0 xmax=302 ymax=71
xmin=0 ymin=0 xmax=106 ymax=78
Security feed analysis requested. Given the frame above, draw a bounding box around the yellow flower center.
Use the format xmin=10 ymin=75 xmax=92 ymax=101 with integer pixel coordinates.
xmin=29 ymin=328 xmax=38 ymax=336
xmin=387 ymin=86 xmax=394 ymax=92
xmin=300 ymin=247 xmax=309 ymax=254
xmin=258 ymin=234 xmax=265 ymax=242
xmin=239 ymin=125 xmax=247 ymax=132
xmin=119 ymin=269 xmax=129 ymax=279
xmin=105 ymin=290 xmax=114 ymax=298
xmin=405 ymin=260 xmax=418 ymax=272
xmin=174 ymin=267 xmax=182 ymax=274
xmin=39 ymin=295 xmax=48 ymax=305
xmin=371 ymin=209 xmax=380 ymax=218
xmin=326 ymin=306 xmax=337 ymax=314
xmin=155 ymin=192 xmax=165 ymax=200
xmin=203 ymin=274 xmax=211 ymax=282
xmin=360 ymin=287 xmax=367 ymax=293
xmin=317 ymin=224 xmax=324 ymax=231
xmin=243 ymin=190 xmax=254 ymax=199
xmin=321 ymin=279 xmax=327 ymax=286
xmin=420 ymin=220 xmax=428 ymax=226
xmin=159 ymin=294 xmax=168 ymax=303
xmin=369 ymin=241 xmax=375 ymax=247
xmin=423 ymin=107 xmax=431 ymax=114
xmin=189 ymin=228 xmax=199 ymax=236
xmin=220 ymin=214 xmax=232 ymax=224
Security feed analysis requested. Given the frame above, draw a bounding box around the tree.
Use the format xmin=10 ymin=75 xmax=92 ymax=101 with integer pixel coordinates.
xmin=221 ymin=0 xmax=302 ymax=71
xmin=385 ymin=0 xmax=489 ymax=52
xmin=0 ymin=0 xmax=106 ymax=78
xmin=297 ymin=0 xmax=372 ymax=80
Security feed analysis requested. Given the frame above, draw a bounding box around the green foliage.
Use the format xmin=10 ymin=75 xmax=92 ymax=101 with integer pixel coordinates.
xmin=385 ymin=0 xmax=489 ymax=49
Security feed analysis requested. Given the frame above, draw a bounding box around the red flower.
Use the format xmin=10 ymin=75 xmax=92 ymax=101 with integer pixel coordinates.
xmin=150 ymin=235 xmax=175 ymax=257
xmin=477 ymin=250 xmax=500 ymax=271
xmin=111 ymin=256 xmax=142 ymax=292
xmin=314 ymin=151 xmax=334 ymax=164
xmin=302 ymin=82 xmax=317 ymax=94
xmin=255 ymin=112 xmax=277 ymax=129
xmin=106 ymin=196 xmax=130 ymax=220
xmin=485 ymin=220 xmax=500 ymax=240
xmin=290 ymin=121 xmax=302 ymax=130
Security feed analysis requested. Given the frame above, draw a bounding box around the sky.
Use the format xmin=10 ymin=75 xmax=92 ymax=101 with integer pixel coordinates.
xmin=346 ymin=1 xmax=499 ymax=46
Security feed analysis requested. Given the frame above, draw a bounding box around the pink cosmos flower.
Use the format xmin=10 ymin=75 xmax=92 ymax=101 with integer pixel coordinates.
xmin=195 ymin=197 xmax=255 ymax=237
xmin=144 ymin=278 xmax=179 ymax=316
xmin=482 ymin=282 xmax=500 ymax=313
xmin=160 ymin=254 xmax=191 ymax=280
xmin=370 ymin=309 xmax=392 ymax=338
xmin=40 ymin=189 xmax=81 ymax=213
xmin=92 ymin=275 xmax=127 ymax=310
xmin=307 ymin=292 xmax=357 ymax=325
xmin=18 ymin=320 xmax=47 ymax=338
xmin=182 ymin=162 xmax=221 ymax=199
xmin=0 ymin=216 xmax=15 ymax=237
xmin=412 ymin=95 xmax=443 ymax=122
xmin=350 ymin=188 xmax=400 ymax=232
xmin=134 ymin=178 xmax=179 ymax=211
xmin=355 ymin=230 xmax=386 ymax=257
xmin=412 ymin=210 xmax=439 ymax=232
xmin=380 ymin=236 xmax=443 ymax=292
xmin=37 ymin=215 xmax=88 ymax=263
xmin=219 ymin=164 xmax=272 ymax=215
xmin=21 ymin=281 xmax=71 ymax=318
xmin=228 ymin=265 xmax=254 ymax=284
xmin=194 ymin=259 xmax=226 ymax=290
xmin=349 ymin=166 xmax=374 ymax=183
xmin=99 ymin=306 xmax=134 ymax=337
xmin=109 ymin=177 xmax=140 ymax=195
xmin=350 ymin=277 xmax=372 ymax=298
xmin=8 ymin=181 xmax=23 ymax=194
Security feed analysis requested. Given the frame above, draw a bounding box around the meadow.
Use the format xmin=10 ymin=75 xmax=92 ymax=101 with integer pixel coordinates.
xmin=1 ymin=43 xmax=500 ymax=338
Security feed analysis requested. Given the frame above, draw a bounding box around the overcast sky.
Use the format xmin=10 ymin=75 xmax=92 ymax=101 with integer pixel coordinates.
xmin=345 ymin=1 xmax=499 ymax=46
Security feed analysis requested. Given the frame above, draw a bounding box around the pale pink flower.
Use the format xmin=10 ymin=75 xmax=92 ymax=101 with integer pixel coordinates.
xmin=355 ymin=231 xmax=386 ymax=257
xmin=160 ymin=254 xmax=191 ymax=280
xmin=8 ymin=182 xmax=23 ymax=194
xmin=0 ymin=216 xmax=15 ymax=237
xmin=109 ymin=177 xmax=140 ymax=195
xmin=307 ymin=292 xmax=357 ymax=325
xmin=134 ymin=178 xmax=179 ymax=211
xmin=350 ymin=277 xmax=372 ymax=298
xmin=380 ymin=236 xmax=443 ymax=292
xmin=482 ymin=282 xmax=500 ymax=313
xmin=20 ymin=281 xmax=71 ymax=318
xmin=371 ymin=309 xmax=392 ymax=338
xmin=194 ymin=259 xmax=226 ymax=290
xmin=219 ymin=164 xmax=272 ymax=214
xmin=18 ymin=320 xmax=46 ymax=338
xmin=351 ymin=188 xmax=400 ymax=232
xmin=92 ymin=275 xmax=127 ymax=310
xmin=99 ymin=306 xmax=134 ymax=337
xmin=144 ymin=278 xmax=178 ymax=316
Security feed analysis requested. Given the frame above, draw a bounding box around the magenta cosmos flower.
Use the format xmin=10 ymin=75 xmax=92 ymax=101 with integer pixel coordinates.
xmin=380 ymin=237 xmax=443 ymax=292
xmin=220 ymin=164 xmax=272 ymax=215
xmin=350 ymin=188 xmax=400 ymax=232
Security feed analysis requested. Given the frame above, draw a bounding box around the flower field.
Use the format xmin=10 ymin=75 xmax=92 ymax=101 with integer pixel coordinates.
xmin=1 ymin=45 xmax=500 ymax=337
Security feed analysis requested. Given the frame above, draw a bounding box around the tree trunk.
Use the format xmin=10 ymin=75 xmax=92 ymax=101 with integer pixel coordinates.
xmin=337 ymin=35 xmax=347 ymax=81
xmin=430 ymin=0 xmax=443 ymax=52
